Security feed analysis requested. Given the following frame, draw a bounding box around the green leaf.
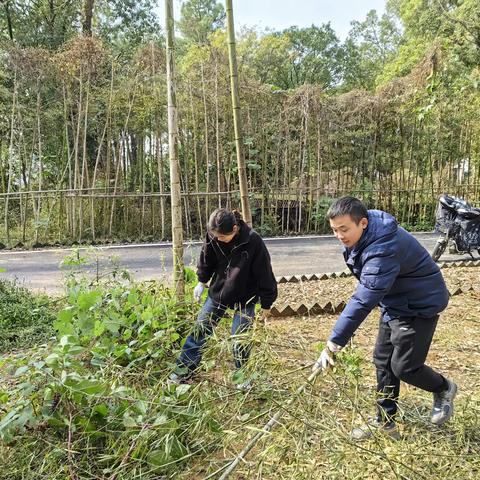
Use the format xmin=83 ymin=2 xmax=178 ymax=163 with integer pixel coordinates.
xmin=57 ymin=308 xmax=74 ymax=325
xmin=92 ymin=403 xmax=108 ymax=417
xmin=104 ymin=316 xmax=120 ymax=334
xmin=141 ymin=307 xmax=153 ymax=323
xmin=175 ymin=384 xmax=191 ymax=397
xmin=55 ymin=309 xmax=75 ymax=335
xmin=77 ymin=291 xmax=102 ymax=310
xmin=232 ymin=370 xmax=245 ymax=384
xmin=122 ymin=414 xmax=137 ymax=428
xmin=152 ymin=414 xmax=168 ymax=426
xmin=14 ymin=366 xmax=29 ymax=377
xmin=147 ymin=449 xmax=169 ymax=467
xmin=45 ymin=353 xmax=60 ymax=367
xmin=94 ymin=320 xmax=106 ymax=337
xmin=76 ymin=379 xmax=106 ymax=396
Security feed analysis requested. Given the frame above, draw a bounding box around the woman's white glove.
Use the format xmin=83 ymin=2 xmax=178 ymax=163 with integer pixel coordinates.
xmin=312 ymin=340 xmax=342 ymax=372
xmin=193 ymin=283 xmax=206 ymax=303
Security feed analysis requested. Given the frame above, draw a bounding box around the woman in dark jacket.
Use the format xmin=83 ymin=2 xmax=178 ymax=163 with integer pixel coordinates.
xmin=169 ymin=208 xmax=277 ymax=387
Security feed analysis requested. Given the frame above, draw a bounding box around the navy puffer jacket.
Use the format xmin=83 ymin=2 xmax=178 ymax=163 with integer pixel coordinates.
xmin=329 ymin=210 xmax=449 ymax=347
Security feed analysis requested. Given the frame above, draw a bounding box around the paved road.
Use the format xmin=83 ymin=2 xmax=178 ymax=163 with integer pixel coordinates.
xmin=0 ymin=233 xmax=470 ymax=293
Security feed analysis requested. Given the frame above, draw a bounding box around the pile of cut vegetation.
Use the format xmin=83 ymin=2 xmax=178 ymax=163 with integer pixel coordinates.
xmin=0 ymin=270 xmax=478 ymax=479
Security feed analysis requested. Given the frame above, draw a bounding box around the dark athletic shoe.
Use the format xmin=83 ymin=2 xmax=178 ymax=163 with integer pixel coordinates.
xmin=431 ymin=379 xmax=457 ymax=426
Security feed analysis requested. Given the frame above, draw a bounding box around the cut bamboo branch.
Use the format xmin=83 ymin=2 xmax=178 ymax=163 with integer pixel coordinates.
xmin=212 ymin=365 xmax=323 ymax=480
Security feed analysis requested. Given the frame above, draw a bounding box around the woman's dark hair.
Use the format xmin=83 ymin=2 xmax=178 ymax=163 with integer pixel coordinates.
xmin=327 ymin=196 xmax=368 ymax=225
xmin=207 ymin=208 xmax=242 ymax=234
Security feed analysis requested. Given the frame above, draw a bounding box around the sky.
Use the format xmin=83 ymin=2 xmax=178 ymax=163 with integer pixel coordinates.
xmin=158 ymin=0 xmax=387 ymax=40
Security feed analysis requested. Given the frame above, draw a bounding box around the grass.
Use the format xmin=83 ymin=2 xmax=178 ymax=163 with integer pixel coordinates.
xmin=0 ymin=270 xmax=479 ymax=479
xmin=0 ymin=280 xmax=58 ymax=352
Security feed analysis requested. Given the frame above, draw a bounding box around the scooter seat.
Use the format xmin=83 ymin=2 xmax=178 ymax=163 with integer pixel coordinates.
xmin=439 ymin=194 xmax=468 ymax=211
xmin=458 ymin=207 xmax=480 ymax=220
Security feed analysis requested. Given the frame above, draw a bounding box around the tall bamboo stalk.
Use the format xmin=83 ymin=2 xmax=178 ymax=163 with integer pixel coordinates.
xmin=225 ymin=0 xmax=252 ymax=225
xmin=34 ymin=81 xmax=43 ymax=244
xmin=4 ymin=71 xmax=17 ymax=246
xmin=201 ymin=63 xmax=211 ymax=220
xmin=165 ymin=0 xmax=185 ymax=300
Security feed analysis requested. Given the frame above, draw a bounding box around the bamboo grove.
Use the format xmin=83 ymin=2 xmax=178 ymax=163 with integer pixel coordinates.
xmin=1 ymin=1 xmax=480 ymax=247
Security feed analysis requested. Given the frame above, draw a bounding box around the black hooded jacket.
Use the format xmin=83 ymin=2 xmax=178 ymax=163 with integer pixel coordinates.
xmin=196 ymin=221 xmax=278 ymax=309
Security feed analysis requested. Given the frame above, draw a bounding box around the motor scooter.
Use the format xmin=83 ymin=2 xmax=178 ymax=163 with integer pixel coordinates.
xmin=431 ymin=194 xmax=480 ymax=262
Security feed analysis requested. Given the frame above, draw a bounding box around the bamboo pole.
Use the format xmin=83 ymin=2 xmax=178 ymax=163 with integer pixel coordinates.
xmin=34 ymin=82 xmax=43 ymax=244
xmin=225 ymin=0 xmax=252 ymax=225
xmin=201 ymin=63 xmax=211 ymax=220
xmin=4 ymin=71 xmax=17 ymax=246
xmin=165 ymin=0 xmax=185 ymax=300
xmin=189 ymin=83 xmax=204 ymax=237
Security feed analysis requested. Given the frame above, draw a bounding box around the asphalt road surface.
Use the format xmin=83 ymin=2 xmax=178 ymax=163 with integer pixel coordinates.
xmin=0 ymin=233 xmax=472 ymax=293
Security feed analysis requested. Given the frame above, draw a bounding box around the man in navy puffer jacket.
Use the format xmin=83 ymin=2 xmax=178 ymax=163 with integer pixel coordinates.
xmin=313 ymin=197 xmax=457 ymax=440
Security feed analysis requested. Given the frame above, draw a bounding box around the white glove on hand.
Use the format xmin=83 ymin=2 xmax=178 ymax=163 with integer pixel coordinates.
xmin=312 ymin=340 xmax=342 ymax=373
xmin=193 ymin=283 xmax=205 ymax=303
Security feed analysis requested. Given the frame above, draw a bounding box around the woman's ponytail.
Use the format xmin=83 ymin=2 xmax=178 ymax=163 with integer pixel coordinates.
xmin=232 ymin=209 xmax=243 ymax=224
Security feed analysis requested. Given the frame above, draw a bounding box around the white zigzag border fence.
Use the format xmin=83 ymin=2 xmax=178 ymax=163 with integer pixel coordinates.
xmin=271 ymin=260 xmax=480 ymax=317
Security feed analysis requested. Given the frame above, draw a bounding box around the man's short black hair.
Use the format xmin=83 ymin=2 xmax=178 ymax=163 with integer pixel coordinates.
xmin=327 ymin=196 xmax=368 ymax=225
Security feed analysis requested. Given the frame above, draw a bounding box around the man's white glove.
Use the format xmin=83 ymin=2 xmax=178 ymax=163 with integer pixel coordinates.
xmin=193 ymin=282 xmax=206 ymax=303
xmin=312 ymin=340 xmax=342 ymax=372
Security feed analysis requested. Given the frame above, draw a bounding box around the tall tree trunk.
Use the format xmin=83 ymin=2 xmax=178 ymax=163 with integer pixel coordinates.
xmin=72 ymin=74 xmax=84 ymax=239
xmin=165 ymin=0 xmax=185 ymax=300
xmin=4 ymin=1 xmax=14 ymax=41
xmin=34 ymin=82 xmax=43 ymax=244
xmin=83 ymin=0 xmax=94 ymax=36
xmin=157 ymin=135 xmax=166 ymax=239
xmin=79 ymin=76 xmax=90 ymax=241
xmin=201 ymin=63 xmax=211 ymax=221
xmin=189 ymin=84 xmax=203 ymax=237
xmin=91 ymin=63 xmax=113 ymax=240
xmin=4 ymin=72 xmax=17 ymax=246
xmin=214 ymin=57 xmax=222 ymax=208
xmin=225 ymin=0 xmax=252 ymax=225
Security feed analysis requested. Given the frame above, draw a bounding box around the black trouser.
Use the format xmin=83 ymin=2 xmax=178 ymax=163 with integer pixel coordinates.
xmin=373 ymin=315 xmax=446 ymax=421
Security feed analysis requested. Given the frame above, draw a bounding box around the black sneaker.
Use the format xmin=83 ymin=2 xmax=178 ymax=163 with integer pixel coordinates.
xmin=431 ymin=379 xmax=457 ymax=426
xmin=351 ymin=417 xmax=400 ymax=441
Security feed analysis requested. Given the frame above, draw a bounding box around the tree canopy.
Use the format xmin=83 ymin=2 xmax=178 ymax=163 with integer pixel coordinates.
xmin=1 ymin=0 xmax=480 ymax=246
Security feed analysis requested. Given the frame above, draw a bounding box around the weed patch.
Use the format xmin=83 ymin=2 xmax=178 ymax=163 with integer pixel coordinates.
xmin=0 ymin=280 xmax=57 ymax=352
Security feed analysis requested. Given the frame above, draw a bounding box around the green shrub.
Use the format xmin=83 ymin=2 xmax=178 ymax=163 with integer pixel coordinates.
xmin=0 ymin=280 xmax=57 ymax=352
xmin=0 ymin=273 xmax=222 ymax=477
